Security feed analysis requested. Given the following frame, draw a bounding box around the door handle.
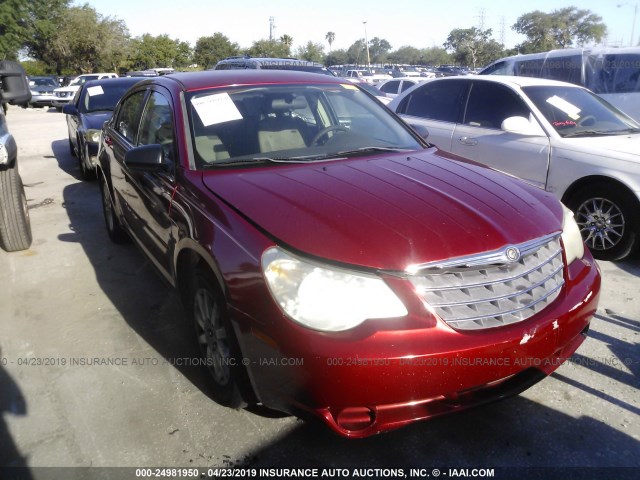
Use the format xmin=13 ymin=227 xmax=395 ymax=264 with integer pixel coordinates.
xmin=458 ymin=136 xmax=478 ymax=146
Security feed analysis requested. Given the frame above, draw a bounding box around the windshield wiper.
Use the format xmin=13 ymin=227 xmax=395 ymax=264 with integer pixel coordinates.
xmin=562 ymin=130 xmax=624 ymax=138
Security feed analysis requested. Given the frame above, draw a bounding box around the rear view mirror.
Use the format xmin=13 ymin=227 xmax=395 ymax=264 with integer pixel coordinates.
xmin=0 ymin=61 xmax=31 ymax=106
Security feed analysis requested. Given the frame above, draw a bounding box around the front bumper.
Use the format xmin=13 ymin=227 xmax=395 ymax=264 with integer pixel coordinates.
xmin=236 ymin=253 xmax=601 ymax=438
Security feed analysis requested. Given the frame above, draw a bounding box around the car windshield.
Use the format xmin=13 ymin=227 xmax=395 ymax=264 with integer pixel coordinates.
xmin=186 ymin=83 xmax=423 ymax=168
xmin=69 ymin=75 xmax=100 ymax=87
xmin=81 ymin=83 xmax=136 ymax=113
xmin=522 ymin=85 xmax=640 ymax=137
xmin=30 ymin=78 xmax=57 ymax=87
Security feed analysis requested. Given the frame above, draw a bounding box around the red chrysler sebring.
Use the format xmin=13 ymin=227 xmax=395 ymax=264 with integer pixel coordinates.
xmin=97 ymin=70 xmax=600 ymax=438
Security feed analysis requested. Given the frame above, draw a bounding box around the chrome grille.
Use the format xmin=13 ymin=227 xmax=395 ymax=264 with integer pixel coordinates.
xmin=409 ymin=234 xmax=565 ymax=330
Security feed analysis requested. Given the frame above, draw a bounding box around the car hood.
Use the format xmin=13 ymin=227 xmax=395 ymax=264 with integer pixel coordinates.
xmin=55 ymin=86 xmax=80 ymax=93
xmin=201 ymin=150 xmax=563 ymax=271
xmin=560 ymin=133 xmax=640 ymax=161
xmin=82 ymin=111 xmax=113 ymax=130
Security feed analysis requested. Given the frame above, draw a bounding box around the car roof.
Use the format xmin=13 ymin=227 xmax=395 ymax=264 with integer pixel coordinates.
xmin=424 ymin=74 xmax=584 ymax=89
xmin=81 ymin=77 xmax=143 ymax=88
xmin=153 ymin=70 xmax=346 ymax=92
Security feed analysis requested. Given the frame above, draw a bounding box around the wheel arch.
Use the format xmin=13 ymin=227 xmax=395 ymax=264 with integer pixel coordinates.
xmin=174 ymin=243 xmax=228 ymax=310
xmin=561 ymin=174 xmax=640 ymax=219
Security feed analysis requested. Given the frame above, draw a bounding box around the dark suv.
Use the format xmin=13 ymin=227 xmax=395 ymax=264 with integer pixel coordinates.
xmin=0 ymin=61 xmax=32 ymax=252
xmin=213 ymin=56 xmax=335 ymax=76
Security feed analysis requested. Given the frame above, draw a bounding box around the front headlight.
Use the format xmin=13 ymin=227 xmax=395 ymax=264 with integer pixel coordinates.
xmin=85 ymin=129 xmax=101 ymax=144
xmin=262 ymin=247 xmax=408 ymax=332
xmin=561 ymin=204 xmax=585 ymax=264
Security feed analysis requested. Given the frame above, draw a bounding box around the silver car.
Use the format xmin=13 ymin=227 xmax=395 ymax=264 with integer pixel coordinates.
xmin=389 ymin=75 xmax=640 ymax=261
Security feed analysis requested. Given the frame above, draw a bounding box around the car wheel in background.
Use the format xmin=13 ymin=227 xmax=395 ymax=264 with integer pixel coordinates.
xmin=0 ymin=165 xmax=32 ymax=252
xmin=68 ymin=137 xmax=77 ymax=158
xmin=189 ymin=268 xmax=251 ymax=408
xmin=568 ymin=183 xmax=638 ymax=261
xmin=99 ymin=174 xmax=128 ymax=244
xmin=80 ymin=144 xmax=96 ymax=181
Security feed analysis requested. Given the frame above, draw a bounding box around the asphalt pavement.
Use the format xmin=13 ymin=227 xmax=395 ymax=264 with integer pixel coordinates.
xmin=0 ymin=105 xmax=638 ymax=480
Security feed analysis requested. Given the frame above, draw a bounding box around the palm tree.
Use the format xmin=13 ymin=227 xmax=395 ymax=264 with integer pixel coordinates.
xmin=325 ymin=32 xmax=335 ymax=52
xmin=280 ymin=35 xmax=293 ymax=47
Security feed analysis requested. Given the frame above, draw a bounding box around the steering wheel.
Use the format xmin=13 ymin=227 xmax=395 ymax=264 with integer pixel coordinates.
xmin=577 ymin=115 xmax=596 ymax=127
xmin=311 ymin=125 xmax=349 ymax=145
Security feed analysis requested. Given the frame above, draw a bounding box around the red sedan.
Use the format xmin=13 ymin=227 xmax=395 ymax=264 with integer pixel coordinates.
xmin=96 ymin=70 xmax=600 ymax=438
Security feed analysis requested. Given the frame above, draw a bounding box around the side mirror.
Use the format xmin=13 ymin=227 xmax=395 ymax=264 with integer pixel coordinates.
xmin=124 ymin=144 xmax=167 ymax=172
xmin=0 ymin=61 xmax=31 ymax=106
xmin=409 ymin=123 xmax=429 ymax=140
xmin=501 ymin=116 xmax=543 ymax=136
xmin=62 ymin=104 xmax=77 ymax=115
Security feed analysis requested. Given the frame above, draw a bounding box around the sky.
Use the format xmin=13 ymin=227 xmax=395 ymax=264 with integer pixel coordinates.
xmin=79 ymin=0 xmax=640 ymax=53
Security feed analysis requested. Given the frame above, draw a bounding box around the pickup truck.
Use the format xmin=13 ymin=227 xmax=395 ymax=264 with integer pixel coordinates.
xmin=0 ymin=61 xmax=32 ymax=251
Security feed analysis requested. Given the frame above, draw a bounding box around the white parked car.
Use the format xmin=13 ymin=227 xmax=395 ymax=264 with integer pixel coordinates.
xmin=377 ymin=78 xmax=429 ymax=98
xmin=344 ymin=69 xmax=391 ymax=85
xmin=389 ymin=75 xmax=640 ymax=261
xmin=52 ymin=73 xmax=118 ymax=110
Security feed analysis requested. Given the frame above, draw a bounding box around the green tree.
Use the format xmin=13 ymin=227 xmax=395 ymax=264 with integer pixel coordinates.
xmin=279 ymin=34 xmax=293 ymax=48
xmin=128 ymin=34 xmax=191 ymax=71
xmin=368 ymin=37 xmax=392 ymax=64
xmin=325 ymin=49 xmax=348 ymax=67
xmin=346 ymin=39 xmax=367 ymax=65
xmin=245 ymin=39 xmax=290 ymax=58
xmin=193 ymin=33 xmax=239 ymax=69
xmin=325 ymin=31 xmax=335 ymax=52
xmin=387 ymin=46 xmax=421 ymax=65
xmin=295 ymin=41 xmax=325 ymax=63
xmin=513 ymin=7 xmax=606 ymax=53
xmin=419 ymin=47 xmax=451 ymax=66
xmin=19 ymin=0 xmax=71 ymax=72
xmin=0 ymin=0 xmax=30 ymax=60
xmin=444 ymin=27 xmax=503 ymax=68
xmin=95 ymin=16 xmax=130 ymax=72
xmin=48 ymin=5 xmax=104 ymax=73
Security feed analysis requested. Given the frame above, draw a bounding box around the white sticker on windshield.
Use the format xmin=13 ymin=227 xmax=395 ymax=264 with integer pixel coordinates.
xmin=546 ymin=95 xmax=581 ymax=120
xmin=191 ymin=93 xmax=243 ymax=126
xmin=87 ymin=86 xmax=104 ymax=96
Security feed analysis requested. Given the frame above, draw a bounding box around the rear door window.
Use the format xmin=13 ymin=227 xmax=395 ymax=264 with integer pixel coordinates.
xmin=397 ymin=80 xmax=468 ymax=123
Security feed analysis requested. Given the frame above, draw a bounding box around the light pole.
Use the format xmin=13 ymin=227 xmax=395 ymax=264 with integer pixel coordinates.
xmin=617 ymin=2 xmax=638 ymax=46
xmin=363 ymin=21 xmax=371 ymax=69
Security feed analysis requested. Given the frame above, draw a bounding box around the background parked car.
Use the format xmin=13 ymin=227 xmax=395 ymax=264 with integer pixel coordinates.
xmin=213 ymin=56 xmax=335 ymax=76
xmin=63 ymin=76 xmax=143 ymax=180
xmin=354 ymin=81 xmax=392 ymax=105
xmin=26 ymin=76 xmax=58 ymax=108
xmin=479 ymin=46 xmax=640 ymax=122
xmin=377 ymin=77 xmax=428 ymax=98
xmin=0 ymin=61 xmax=32 ymax=252
xmin=389 ymin=75 xmax=640 ymax=260
xmin=52 ymin=72 xmax=118 ymax=110
xmin=96 ymin=69 xmax=599 ymax=438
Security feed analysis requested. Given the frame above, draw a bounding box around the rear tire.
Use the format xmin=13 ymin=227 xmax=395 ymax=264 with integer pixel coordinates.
xmin=567 ymin=183 xmax=638 ymax=261
xmin=0 ymin=165 xmax=32 ymax=252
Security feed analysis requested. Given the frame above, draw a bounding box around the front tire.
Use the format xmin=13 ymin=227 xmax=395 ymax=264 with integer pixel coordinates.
xmin=99 ymin=174 xmax=128 ymax=244
xmin=567 ymin=183 xmax=638 ymax=261
xmin=0 ymin=165 xmax=32 ymax=252
xmin=80 ymin=144 xmax=96 ymax=181
xmin=189 ymin=269 xmax=250 ymax=408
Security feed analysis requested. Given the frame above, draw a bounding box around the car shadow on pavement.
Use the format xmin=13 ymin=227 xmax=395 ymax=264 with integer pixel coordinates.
xmin=229 ymin=395 xmax=640 ymax=472
xmin=0 ymin=354 xmax=33 ymax=478
xmin=54 ymin=141 xmax=224 ymax=402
